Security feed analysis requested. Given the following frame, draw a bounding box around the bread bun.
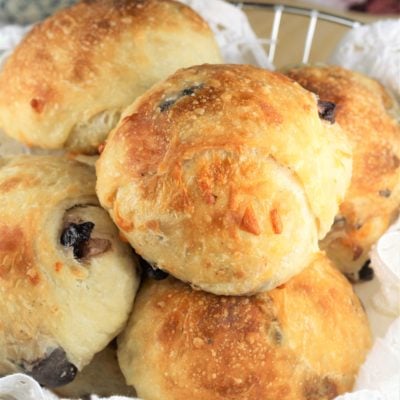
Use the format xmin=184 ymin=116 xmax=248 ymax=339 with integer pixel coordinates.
xmin=285 ymin=65 xmax=400 ymax=276
xmin=96 ymin=63 xmax=352 ymax=295
xmin=0 ymin=0 xmax=222 ymax=154
xmin=0 ymin=156 xmax=139 ymax=388
xmin=118 ymin=253 xmax=372 ymax=400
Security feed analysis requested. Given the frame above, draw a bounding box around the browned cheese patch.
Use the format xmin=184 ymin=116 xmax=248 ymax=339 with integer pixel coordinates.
xmin=0 ymin=225 xmax=39 ymax=286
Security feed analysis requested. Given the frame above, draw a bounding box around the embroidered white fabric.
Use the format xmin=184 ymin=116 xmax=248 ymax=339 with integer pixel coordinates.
xmin=180 ymin=0 xmax=273 ymax=69
xmin=0 ymin=1 xmax=399 ymax=399
xmin=330 ymin=19 xmax=400 ymax=101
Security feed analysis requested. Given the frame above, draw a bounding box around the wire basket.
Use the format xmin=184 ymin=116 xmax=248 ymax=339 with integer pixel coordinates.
xmin=234 ymin=1 xmax=362 ymax=68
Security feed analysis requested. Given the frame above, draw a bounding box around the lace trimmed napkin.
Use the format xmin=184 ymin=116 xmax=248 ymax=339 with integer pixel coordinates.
xmin=330 ymin=19 xmax=400 ymax=101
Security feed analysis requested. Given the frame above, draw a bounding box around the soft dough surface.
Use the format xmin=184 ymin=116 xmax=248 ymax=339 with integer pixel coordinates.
xmin=118 ymin=252 xmax=372 ymax=400
xmin=0 ymin=155 xmax=139 ymax=387
xmin=0 ymin=0 xmax=222 ymax=153
xmin=96 ymin=64 xmax=352 ymax=295
xmin=285 ymin=65 xmax=400 ymax=275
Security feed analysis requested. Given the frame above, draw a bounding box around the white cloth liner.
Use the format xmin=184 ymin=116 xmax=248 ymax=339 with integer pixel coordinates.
xmin=330 ymin=19 xmax=400 ymax=101
xmin=0 ymin=1 xmax=399 ymax=399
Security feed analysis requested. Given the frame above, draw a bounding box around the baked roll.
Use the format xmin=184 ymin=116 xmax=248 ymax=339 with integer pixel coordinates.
xmin=285 ymin=65 xmax=400 ymax=277
xmin=0 ymin=155 xmax=139 ymax=388
xmin=118 ymin=253 xmax=372 ymax=400
xmin=54 ymin=343 xmax=136 ymax=398
xmin=96 ymin=63 xmax=352 ymax=295
xmin=0 ymin=0 xmax=222 ymax=154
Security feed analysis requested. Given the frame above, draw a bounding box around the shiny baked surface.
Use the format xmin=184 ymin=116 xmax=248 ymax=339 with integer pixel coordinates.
xmin=96 ymin=63 xmax=352 ymax=295
xmin=285 ymin=65 xmax=400 ymax=275
xmin=118 ymin=252 xmax=372 ymax=400
xmin=0 ymin=0 xmax=222 ymax=153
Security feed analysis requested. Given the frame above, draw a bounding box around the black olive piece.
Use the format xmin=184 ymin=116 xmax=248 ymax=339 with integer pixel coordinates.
xmin=139 ymin=258 xmax=169 ymax=280
xmin=28 ymin=347 xmax=77 ymax=388
xmin=181 ymin=87 xmax=197 ymax=96
xmin=60 ymin=222 xmax=95 ymax=259
xmin=378 ymin=189 xmax=391 ymax=198
xmin=359 ymin=260 xmax=374 ymax=281
xmin=159 ymin=98 xmax=176 ymax=112
xmin=317 ymin=100 xmax=336 ymax=123
xmin=269 ymin=321 xmax=283 ymax=345
xmin=158 ymin=84 xmax=203 ymax=112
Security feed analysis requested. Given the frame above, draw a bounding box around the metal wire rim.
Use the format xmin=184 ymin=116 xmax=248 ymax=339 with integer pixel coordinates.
xmin=232 ymin=2 xmax=363 ymax=64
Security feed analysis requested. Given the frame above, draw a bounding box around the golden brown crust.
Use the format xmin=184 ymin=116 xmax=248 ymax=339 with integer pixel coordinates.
xmin=0 ymin=155 xmax=139 ymax=382
xmin=0 ymin=0 xmax=222 ymax=153
xmin=118 ymin=253 xmax=372 ymax=400
xmin=96 ymin=64 xmax=352 ymax=295
xmin=285 ymin=66 xmax=400 ymax=273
